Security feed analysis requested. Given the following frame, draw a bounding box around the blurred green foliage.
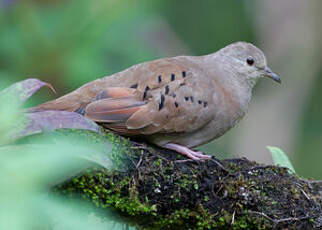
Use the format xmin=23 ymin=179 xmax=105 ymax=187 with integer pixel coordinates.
xmin=0 ymin=74 xmax=136 ymax=229
xmin=0 ymin=0 xmax=162 ymax=95
xmin=161 ymin=1 xmax=255 ymax=54
xmin=295 ymin=68 xmax=322 ymax=179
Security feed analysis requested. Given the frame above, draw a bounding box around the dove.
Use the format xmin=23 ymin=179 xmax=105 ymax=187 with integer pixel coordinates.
xmin=30 ymin=42 xmax=280 ymax=160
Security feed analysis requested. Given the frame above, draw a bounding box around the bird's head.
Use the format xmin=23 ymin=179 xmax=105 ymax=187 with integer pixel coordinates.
xmin=218 ymin=42 xmax=280 ymax=86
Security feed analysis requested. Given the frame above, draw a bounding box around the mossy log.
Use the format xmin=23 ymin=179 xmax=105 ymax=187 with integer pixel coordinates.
xmin=54 ymin=130 xmax=322 ymax=230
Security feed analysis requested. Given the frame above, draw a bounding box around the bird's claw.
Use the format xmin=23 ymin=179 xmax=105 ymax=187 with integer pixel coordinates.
xmin=165 ymin=143 xmax=212 ymax=161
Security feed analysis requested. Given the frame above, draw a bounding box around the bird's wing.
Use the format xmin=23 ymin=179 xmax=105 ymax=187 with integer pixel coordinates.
xmin=85 ymin=58 xmax=216 ymax=135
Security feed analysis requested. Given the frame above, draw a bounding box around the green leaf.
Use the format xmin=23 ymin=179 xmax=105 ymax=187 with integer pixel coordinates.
xmin=0 ymin=132 xmax=132 ymax=230
xmin=267 ymin=146 xmax=296 ymax=174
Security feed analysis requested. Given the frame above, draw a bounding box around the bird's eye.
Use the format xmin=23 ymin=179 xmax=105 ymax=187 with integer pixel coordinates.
xmin=246 ymin=57 xmax=254 ymax=66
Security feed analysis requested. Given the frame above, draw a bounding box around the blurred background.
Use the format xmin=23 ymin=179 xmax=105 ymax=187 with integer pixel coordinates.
xmin=1 ymin=0 xmax=321 ymax=179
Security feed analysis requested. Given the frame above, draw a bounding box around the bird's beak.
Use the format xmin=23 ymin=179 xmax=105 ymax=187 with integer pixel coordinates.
xmin=263 ymin=66 xmax=281 ymax=83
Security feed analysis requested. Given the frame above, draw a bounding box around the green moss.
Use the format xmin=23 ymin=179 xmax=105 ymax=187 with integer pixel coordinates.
xmin=58 ymin=168 xmax=158 ymax=219
xmin=44 ymin=128 xmax=321 ymax=229
xmin=56 ymin=161 xmax=271 ymax=229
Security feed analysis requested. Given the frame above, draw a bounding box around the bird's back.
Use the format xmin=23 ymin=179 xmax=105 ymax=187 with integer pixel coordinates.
xmin=30 ymin=52 xmax=250 ymax=148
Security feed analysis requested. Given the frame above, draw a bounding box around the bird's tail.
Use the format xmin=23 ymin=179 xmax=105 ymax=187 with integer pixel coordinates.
xmin=28 ymin=94 xmax=83 ymax=113
xmin=28 ymin=81 xmax=151 ymax=135
xmin=28 ymin=78 xmax=110 ymax=113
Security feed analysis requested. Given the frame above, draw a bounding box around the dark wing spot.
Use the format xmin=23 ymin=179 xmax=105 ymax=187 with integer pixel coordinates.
xmin=171 ymin=74 xmax=175 ymax=81
xmin=190 ymin=96 xmax=194 ymax=102
xmin=158 ymin=75 xmax=162 ymax=83
xmin=143 ymin=86 xmax=150 ymax=99
xmin=92 ymin=91 xmax=108 ymax=102
xmin=130 ymin=83 xmax=138 ymax=89
xmin=198 ymin=100 xmax=202 ymax=104
xmin=165 ymin=85 xmax=170 ymax=95
xmin=182 ymin=71 xmax=186 ymax=78
xmin=174 ymin=102 xmax=179 ymax=108
xmin=179 ymin=83 xmax=185 ymax=87
xmin=203 ymin=101 xmax=208 ymax=108
xmin=75 ymin=107 xmax=86 ymax=116
xmin=184 ymin=97 xmax=189 ymax=101
xmin=159 ymin=94 xmax=165 ymax=111
xmin=171 ymin=93 xmax=176 ymax=98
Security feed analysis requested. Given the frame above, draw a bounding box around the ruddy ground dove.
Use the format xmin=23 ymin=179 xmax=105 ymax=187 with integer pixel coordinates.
xmin=31 ymin=42 xmax=280 ymax=160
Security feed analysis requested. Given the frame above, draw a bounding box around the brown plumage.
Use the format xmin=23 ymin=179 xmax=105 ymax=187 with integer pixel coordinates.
xmin=30 ymin=42 xmax=280 ymax=160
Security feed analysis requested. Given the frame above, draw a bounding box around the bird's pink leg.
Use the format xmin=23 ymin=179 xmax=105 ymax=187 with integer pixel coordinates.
xmin=165 ymin=143 xmax=212 ymax=160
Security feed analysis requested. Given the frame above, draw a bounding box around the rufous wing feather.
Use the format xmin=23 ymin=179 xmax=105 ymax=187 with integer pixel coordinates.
xmin=85 ymin=98 xmax=147 ymax=122
xmin=84 ymin=87 xmax=153 ymax=135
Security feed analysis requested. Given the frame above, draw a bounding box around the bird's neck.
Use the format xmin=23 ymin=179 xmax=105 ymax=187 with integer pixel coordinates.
xmin=200 ymin=53 xmax=256 ymax=117
xmin=218 ymin=76 xmax=253 ymax=122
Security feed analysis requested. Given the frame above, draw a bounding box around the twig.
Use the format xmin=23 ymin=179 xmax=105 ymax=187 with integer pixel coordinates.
xmin=295 ymin=182 xmax=312 ymax=201
xmin=136 ymin=150 xmax=144 ymax=169
xmin=210 ymin=158 xmax=230 ymax=173
xmin=300 ymin=188 xmax=311 ymax=201
xmin=231 ymin=210 xmax=235 ymax=226
xmin=248 ymin=210 xmax=310 ymax=227
xmin=174 ymin=159 xmax=195 ymax=163
xmin=130 ymin=140 xmax=148 ymax=150
xmin=248 ymin=165 xmax=278 ymax=172
xmin=300 ymin=179 xmax=322 ymax=185
xmin=153 ymin=152 xmax=170 ymax=162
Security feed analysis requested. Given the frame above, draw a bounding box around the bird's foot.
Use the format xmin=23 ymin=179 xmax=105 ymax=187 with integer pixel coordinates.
xmin=165 ymin=143 xmax=212 ymax=161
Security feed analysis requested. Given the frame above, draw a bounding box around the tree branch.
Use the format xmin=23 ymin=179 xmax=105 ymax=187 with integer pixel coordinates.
xmin=54 ymin=130 xmax=322 ymax=230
